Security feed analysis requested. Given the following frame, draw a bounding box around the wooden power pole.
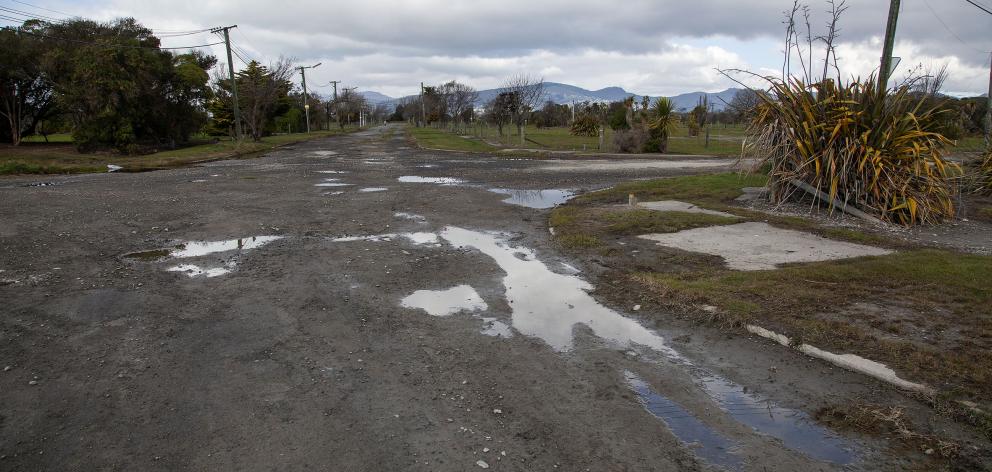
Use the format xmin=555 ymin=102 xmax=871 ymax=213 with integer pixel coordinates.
xmin=878 ymin=0 xmax=901 ymax=93
xmin=211 ymin=25 xmax=243 ymax=140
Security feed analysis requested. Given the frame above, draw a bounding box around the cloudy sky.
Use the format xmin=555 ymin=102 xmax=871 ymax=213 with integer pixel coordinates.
xmin=5 ymin=0 xmax=991 ymax=97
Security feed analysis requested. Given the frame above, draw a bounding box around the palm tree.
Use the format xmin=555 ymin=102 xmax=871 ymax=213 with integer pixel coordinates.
xmin=648 ymin=97 xmax=678 ymax=153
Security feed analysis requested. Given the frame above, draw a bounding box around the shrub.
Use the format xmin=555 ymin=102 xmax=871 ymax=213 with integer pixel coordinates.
xmin=570 ymin=113 xmax=600 ymax=137
xmin=613 ymin=127 xmax=648 ymax=153
xmin=742 ymin=76 xmax=958 ymax=225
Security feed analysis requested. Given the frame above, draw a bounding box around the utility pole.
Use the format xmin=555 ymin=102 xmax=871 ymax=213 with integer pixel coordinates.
xmin=986 ymin=52 xmax=992 ymax=149
xmin=295 ymin=63 xmax=322 ymax=133
xmin=327 ymin=81 xmax=340 ymax=129
xmin=420 ymin=82 xmax=426 ymax=127
xmin=211 ymin=25 xmax=242 ymax=141
xmin=877 ymin=0 xmax=900 ymax=93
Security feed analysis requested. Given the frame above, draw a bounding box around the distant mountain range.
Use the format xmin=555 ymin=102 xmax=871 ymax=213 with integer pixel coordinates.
xmin=360 ymin=82 xmax=743 ymax=112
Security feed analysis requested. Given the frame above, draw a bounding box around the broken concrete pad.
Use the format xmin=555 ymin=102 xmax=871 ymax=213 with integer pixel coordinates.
xmin=638 ymin=221 xmax=891 ymax=270
xmin=636 ymin=200 xmax=734 ymax=217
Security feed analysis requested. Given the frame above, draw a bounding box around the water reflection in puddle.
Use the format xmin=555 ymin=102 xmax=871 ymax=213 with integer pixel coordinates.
xmin=332 ymin=232 xmax=439 ymax=246
xmin=316 ymin=170 xmax=347 ymax=174
xmin=359 ymin=187 xmax=388 ymax=192
xmin=166 ymin=264 xmax=231 ymax=278
xmin=315 ymin=182 xmax=352 ymax=187
xmin=401 ymin=285 xmax=488 ymax=316
xmin=172 ymin=236 xmax=282 ymax=258
xmin=625 ymin=371 xmax=742 ymax=471
xmin=488 ymin=189 xmax=575 ymax=209
xmin=398 ymin=176 xmax=464 ymax=184
xmin=127 ymin=236 xmax=282 ymax=278
xmin=698 ymin=374 xmax=855 ymax=464
xmin=440 ymin=226 xmax=677 ymax=354
xmin=395 ymin=212 xmax=427 ymax=222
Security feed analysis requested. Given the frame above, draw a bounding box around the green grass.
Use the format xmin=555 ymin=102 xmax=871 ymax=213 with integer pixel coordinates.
xmin=408 ymin=126 xmax=496 ymax=152
xmin=575 ymin=172 xmax=769 ymax=207
xmin=443 ymin=123 xmax=747 ymax=156
xmin=635 ymin=249 xmax=992 ymax=400
xmin=0 ymin=129 xmax=356 ymax=175
xmin=550 ymin=170 xmax=992 ymax=414
xmin=20 ymin=133 xmax=73 ymax=143
xmin=953 ymin=136 xmax=990 ymax=153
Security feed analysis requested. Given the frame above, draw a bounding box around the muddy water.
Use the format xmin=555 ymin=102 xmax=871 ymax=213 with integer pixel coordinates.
xmin=439 ymin=226 xmax=679 ymax=354
xmin=488 ymin=189 xmax=575 ymax=209
xmin=171 ymin=236 xmax=282 ymax=258
xmin=400 ymin=285 xmax=488 ymax=317
xmin=625 ymin=371 xmax=743 ymax=471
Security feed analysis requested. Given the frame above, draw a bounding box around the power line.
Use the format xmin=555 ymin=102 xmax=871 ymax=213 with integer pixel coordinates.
xmin=8 ymin=0 xmax=72 ymax=17
xmin=2 ymin=26 xmax=224 ymax=50
xmin=923 ymin=0 xmax=989 ymax=54
xmin=965 ymin=0 xmax=992 ymax=15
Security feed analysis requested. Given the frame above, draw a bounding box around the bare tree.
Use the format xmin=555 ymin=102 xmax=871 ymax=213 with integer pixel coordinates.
xmin=499 ymin=74 xmax=545 ymax=137
xmin=726 ymin=89 xmax=763 ymax=122
xmin=440 ymin=81 xmax=478 ymax=131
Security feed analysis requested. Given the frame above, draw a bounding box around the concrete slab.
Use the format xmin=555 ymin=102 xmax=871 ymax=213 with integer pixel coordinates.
xmin=639 ymin=221 xmax=891 ymax=270
xmin=637 ymin=200 xmax=734 ymax=218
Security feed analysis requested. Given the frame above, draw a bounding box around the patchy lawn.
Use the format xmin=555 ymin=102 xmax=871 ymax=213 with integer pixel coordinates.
xmin=0 ymin=129 xmax=356 ymax=175
xmin=551 ymin=172 xmax=992 ymax=417
xmin=407 ymin=126 xmax=496 ymax=153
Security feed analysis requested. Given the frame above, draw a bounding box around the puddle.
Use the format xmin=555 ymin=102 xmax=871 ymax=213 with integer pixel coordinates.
xmin=332 ymin=232 xmax=439 ymax=246
xmin=172 ymin=236 xmax=282 ymax=258
xmin=321 ymin=178 xmax=341 ymax=182
xmin=416 ymin=164 xmax=438 ymax=168
xmin=697 ymin=373 xmax=856 ymax=464
xmin=123 ymin=249 xmax=171 ymax=261
xmin=440 ymin=226 xmax=677 ymax=354
xmin=639 ymin=222 xmax=891 ymax=270
xmin=166 ymin=264 xmax=231 ymax=278
xmin=359 ymin=187 xmax=388 ymax=192
xmin=481 ymin=318 xmax=513 ymax=337
xmin=107 ymin=164 xmax=123 ymax=172
xmin=488 ymin=189 xmax=574 ymax=209
xmin=323 ymin=191 xmax=345 ymax=196
xmin=23 ymin=182 xmax=58 ymax=187
xmin=397 ymin=176 xmax=464 ymax=184
xmin=395 ymin=212 xmax=427 ymax=222
xmin=191 ymin=179 xmax=208 ymax=183
xmin=314 ymin=183 xmax=352 ymax=187
xmin=625 ymin=371 xmax=742 ymax=471
xmin=316 ymin=170 xmax=347 ymax=174
xmin=401 ymin=285 xmax=488 ymax=316
xmin=312 ymin=151 xmax=338 ymax=156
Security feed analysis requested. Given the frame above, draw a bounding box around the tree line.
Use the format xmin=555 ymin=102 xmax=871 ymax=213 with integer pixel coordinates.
xmin=0 ymin=18 xmax=386 ymax=153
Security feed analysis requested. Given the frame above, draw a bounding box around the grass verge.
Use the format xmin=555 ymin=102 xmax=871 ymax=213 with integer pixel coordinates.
xmin=0 ymin=129 xmax=356 ymax=175
xmin=407 ymin=126 xmax=496 ymax=153
xmin=551 ymin=172 xmax=992 ymax=411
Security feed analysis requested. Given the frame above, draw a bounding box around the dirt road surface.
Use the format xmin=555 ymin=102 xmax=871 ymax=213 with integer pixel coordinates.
xmin=1 ymin=125 xmax=922 ymax=470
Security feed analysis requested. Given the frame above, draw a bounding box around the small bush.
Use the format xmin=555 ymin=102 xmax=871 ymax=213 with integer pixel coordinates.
xmin=613 ymin=127 xmax=648 ymax=153
xmin=743 ymin=77 xmax=958 ymax=225
xmin=570 ymin=114 xmax=600 ymax=137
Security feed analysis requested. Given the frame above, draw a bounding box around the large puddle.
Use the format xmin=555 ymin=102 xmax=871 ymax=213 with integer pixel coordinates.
xmin=172 ymin=236 xmax=282 ymax=258
xmin=401 ymin=285 xmax=488 ymax=316
xmin=439 ymin=226 xmax=678 ymax=354
xmin=488 ymin=189 xmax=575 ymax=209
xmin=625 ymin=371 xmax=742 ymax=471
xmin=396 ymin=226 xmax=857 ymax=465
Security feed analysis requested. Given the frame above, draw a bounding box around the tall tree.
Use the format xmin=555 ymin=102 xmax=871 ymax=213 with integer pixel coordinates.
xmin=0 ymin=21 xmax=57 ymax=145
xmin=235 ymin=59 xmax=293 ymax=141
